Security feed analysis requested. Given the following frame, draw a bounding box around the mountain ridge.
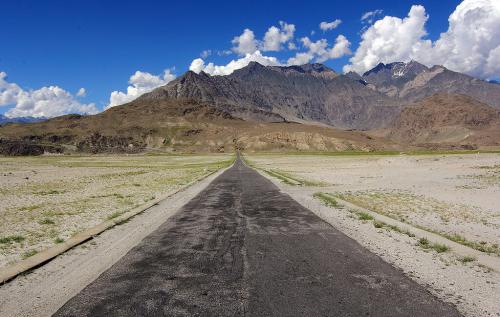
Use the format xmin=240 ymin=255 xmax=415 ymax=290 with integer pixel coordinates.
xmin=358 ymin=61 xmax=500 ymax=108
xmin=1 ymin=61 xmax=499 ymax=155
xmin=141 ymin=62 xmax=400 ymax=130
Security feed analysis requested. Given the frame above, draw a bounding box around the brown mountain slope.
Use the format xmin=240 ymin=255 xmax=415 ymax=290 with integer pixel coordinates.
xmin=0 ymin=98 xmax=396 ymax=155
xmin=385 ymin=94 xmax=500 ymax=147
xmin=142 ymin=62 xmax=400 ymax=130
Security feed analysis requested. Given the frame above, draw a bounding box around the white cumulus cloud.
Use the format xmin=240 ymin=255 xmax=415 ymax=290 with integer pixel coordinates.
xmin=190 ymin=20 xmax=350 ymax=76
xmin=429 ymin=0 xmax=500 ymax=78
xmin=0 ymin=71 xmax=97 ymax=118
xmin=262 ymin=21 xmax=296 ymax=51
xmin=189 ymin=51 xmax=281 ymax=76
xmin=288 ymin=35 xmax=351 ymax=65
xmin=231 ymin=29 xmax=259 ymax=55
xmin=345 ymin=0 xmax=500 ymax=79
xmin=108 ymin=69 xmax=176 ymax=108
xmin=319 ymin=19 xmax=342 ymax=31
xmin=344 ymin=5 xmax=430 ymax=74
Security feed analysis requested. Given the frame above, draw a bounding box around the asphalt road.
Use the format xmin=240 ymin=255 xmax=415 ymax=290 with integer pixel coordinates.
xmin=54 ymin=158 xmax=461 ymax=317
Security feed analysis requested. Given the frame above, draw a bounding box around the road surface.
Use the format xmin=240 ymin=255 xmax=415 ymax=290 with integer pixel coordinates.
xmin=54 ymin=158 xmax=461 ymax=316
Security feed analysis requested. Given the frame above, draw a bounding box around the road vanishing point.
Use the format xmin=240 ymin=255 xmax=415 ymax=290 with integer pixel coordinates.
xmin=54 ymin=157 xmax=461 ymax=317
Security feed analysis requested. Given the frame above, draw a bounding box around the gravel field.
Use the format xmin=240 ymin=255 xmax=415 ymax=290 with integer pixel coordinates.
xmin=247 ymin=153 xmax=500 ymax=253
xmin=246 ymin=152 xmax=500 ymax=317
xmin=0 ymin=154 xmax=233 ymax=268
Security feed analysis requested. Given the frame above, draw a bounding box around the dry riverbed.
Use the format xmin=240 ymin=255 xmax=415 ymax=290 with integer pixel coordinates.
xmin=246 ymin=152 xmax=500 ymax=317
xmin=0 ymin=154 xmax=233 ymax=268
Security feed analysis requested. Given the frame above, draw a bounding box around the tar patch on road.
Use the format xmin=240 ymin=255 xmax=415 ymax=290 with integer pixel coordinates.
xmin=54 ymin=159 xmax=462 ymax=317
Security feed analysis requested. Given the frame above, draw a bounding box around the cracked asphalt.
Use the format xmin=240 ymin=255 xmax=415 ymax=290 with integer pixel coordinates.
xmin=54 ymin=157 xmax=461 ymax=317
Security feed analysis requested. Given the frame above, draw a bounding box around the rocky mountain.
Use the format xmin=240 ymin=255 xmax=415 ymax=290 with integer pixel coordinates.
xmin=0 ymin=98 xmax=395 ymax=155
xmin=141 ymin=61 xmax=500 ymax=131
xmin=384 ymin=94 xmax=500 ymax=147
xmin=141 ymin=62 xmax=400 ymax=130
xmin=1 ymin=61 xmax=499 ymax=155
xmin=360 ymin=61 xmax=500 ymax=108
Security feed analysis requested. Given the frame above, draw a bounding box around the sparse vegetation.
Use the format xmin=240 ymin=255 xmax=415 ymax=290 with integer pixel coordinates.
xmin=18 ymin=204 xmax=43 ymax=212
xmin=332 ymin=190 xmax=500 ymax=256
xmin=440 ymin=233 xmax=499 ymax=256
xmin=457 ymin=255 xmax=476 ymax=264
xmin=357 ymin=212 xmax=374 ymax=221
xmin=54 ymin=237 xmax=65 ymax=244
xmin=263 ymin=169 xmax=327 ymax=186
xmin=34 ymin=190 xmax=65 ymax=195
xmin=107 ymin=212 xmax=123 ymax=220
xmin=39 ymin=218 xmax=55 ymax=225
xmin=0 ymin=154 xmax=233 ymax=268
xmin=263 ymin=169 xmax=301 ymax=185
xmin=0 ymin=235 xmax=25 ymax=244
xmin=22 ymin=250 xmax=38 ymax=259
xmin=373 ymin=220 xmax=415 ymax=237
xmin=313 ymin=192 xmax=342 ymax=208
xmin=418 ymin=238 xmax=450 ymax=253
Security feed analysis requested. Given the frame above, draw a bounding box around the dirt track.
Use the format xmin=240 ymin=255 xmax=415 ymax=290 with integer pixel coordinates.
xmin=54 ymin=158 xmax=461 ymax=316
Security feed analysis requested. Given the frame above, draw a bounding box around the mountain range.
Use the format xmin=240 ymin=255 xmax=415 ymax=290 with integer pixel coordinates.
xmin=141 ymin=61 xmax=500 ymax=130
xmin=0 ymin=61 xmax=499 ymax=155
xmin=0 ymin=115 xmax=46 ymax=125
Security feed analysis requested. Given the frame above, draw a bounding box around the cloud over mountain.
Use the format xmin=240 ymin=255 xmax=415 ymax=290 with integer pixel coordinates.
xmin=345 ymin=0 xmax=500 ymax=79
xmin=192 ymin=20 xmax=350 ymax=76
xmin=108 ymin=69 xmax=176 ymax=108
xmin=190 ymin=51 xmax=281 ymax=76
xmin=0 ymin=72 xmax=97 ymax=118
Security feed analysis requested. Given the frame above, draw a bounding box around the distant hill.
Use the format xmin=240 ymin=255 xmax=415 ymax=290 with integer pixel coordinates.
xmin=0 ymin=115 xmax=46 ymax=125
xmin=384 ymin=94 xmax=500 ymax=148
xmin=0 ymin=98 xmax=395 ymax=155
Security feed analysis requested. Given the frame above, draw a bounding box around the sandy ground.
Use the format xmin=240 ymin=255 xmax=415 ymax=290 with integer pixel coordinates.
xmin=0 ymin=154 xmax=232 ymax=268
xmin=0 ymin=165 xmax=229 ymax=317
xmin=247 ymin=153 xmax=500 ymax=317
xmin=248 ymin=153 xmax=500 ymax=254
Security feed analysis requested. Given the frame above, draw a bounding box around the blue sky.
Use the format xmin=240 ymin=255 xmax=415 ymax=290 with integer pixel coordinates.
xmin=2 ymin=0 xmax=499 ymax=117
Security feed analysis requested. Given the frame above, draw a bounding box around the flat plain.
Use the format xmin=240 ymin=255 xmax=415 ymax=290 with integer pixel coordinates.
xmin=247 ymin=152 xmax=500 ymax=252
xmin=0 ymin=154 xmax=233 ymax=268
xmin=245 ymin=152 xmax=500 ymax=316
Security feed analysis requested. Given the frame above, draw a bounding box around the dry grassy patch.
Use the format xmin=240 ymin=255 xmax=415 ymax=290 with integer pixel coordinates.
xmin=337 ymin=190 xmax=499 ymax=256
xmin=0 ymin=154 xmax=233 ymax=267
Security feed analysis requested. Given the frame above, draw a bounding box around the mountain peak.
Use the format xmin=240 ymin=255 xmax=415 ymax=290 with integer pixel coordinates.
xmin=247 ymin=61 xmax=265 ymax=68
xmin=363 ymin=62 xmax=387 ymax=77
xmin=363 ymin=61 xmax=428 ymax=78
xmin=295 ymin=63 xmax=335 ymax=74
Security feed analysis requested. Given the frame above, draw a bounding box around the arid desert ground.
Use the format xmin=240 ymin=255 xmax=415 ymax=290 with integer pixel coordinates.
xmin=245 ymin=152 xmax=500 ymax=317
xmin=0 ymin=154 xmax=233 ymax=268
xmin=1 ymin=152 xmax=499 ymax=317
